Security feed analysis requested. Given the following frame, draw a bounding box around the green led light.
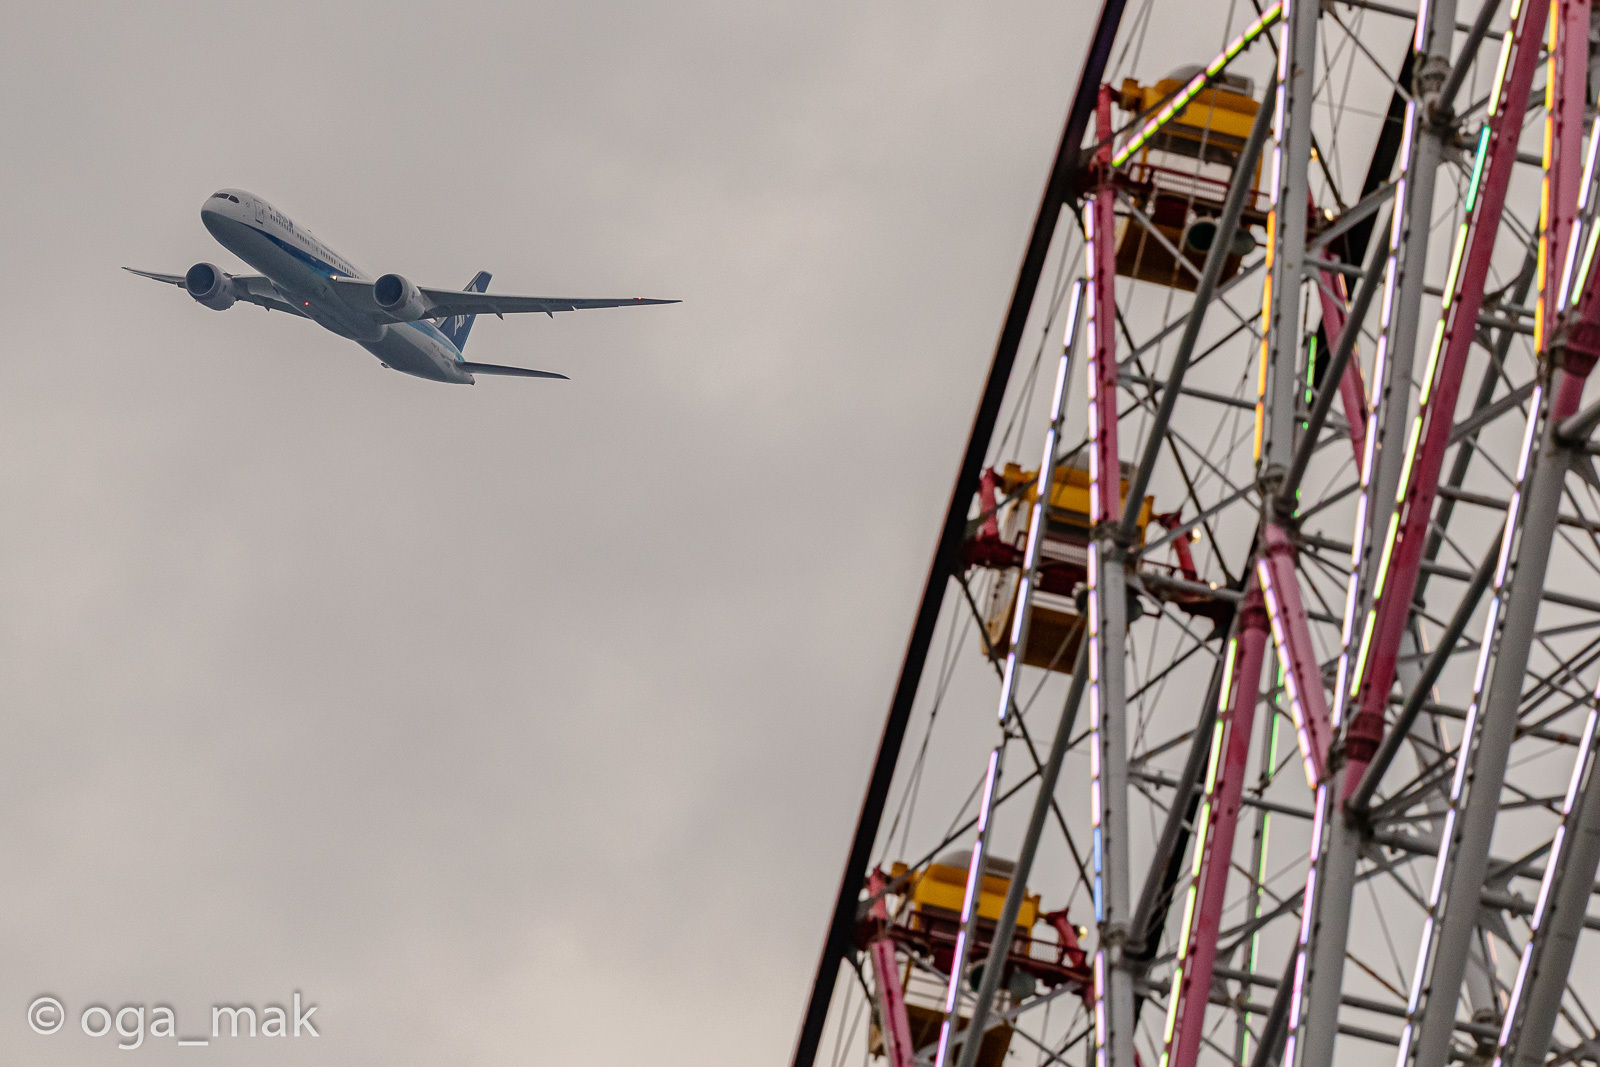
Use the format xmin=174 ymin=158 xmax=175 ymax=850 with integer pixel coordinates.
xmin=1465 ymin=127 xmax=1491 ymax=212
xmin=1305 ymin=333 xmax=1319 ymax=408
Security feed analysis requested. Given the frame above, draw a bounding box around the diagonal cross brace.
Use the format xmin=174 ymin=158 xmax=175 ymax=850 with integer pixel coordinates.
xmin=1342 ymin=0 xmax=1551 ymax=799
xmin=1407 ymin=7 xmax=1595 ymax=1062
xmin=1314 ymin=260 xmax=1371 ymax=468
xmin=1258 ymin=522 xmax=1333 ymax=789
xmin=1161 ymin=580 xmax=1269 ymax=1067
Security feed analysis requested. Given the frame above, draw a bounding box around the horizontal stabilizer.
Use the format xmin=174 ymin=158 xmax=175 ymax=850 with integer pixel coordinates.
xmin=460 ymin=361 xmax=569 ymax=380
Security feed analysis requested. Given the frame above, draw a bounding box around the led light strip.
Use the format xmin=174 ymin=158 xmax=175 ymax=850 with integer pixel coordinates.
xmin=930 ymin=283 xmax=1085 ymax=1067
xmin=1251 ymin=17 xmax=1291 ymax=463
xmin=1249 ymin=0 xmax=1342 ymax=1050
xmin=1083 ymin=82 xmax=1127 ymax=1056
xmin=1158 ymin=636 xmax=1239 ymax=1067
xmin=1329 ymin=96 xmax=1413 ymax=724
xmin=997 ymin=282 xmax=1084 ymax=727
xmin=1390 ymin=366 xmax=1547 ymax=1067
xmin=1256 ymin=557 xmax=1321 ymax=790
xmin=1534 ymin=14 xmax=1556 ymax=353
xmin=931 ymin=748 xmax=1000 ymax=1067
xmin=1111 ymin=3 xmax=1285 ymax=168
xmin=1570 ymin=117 xmax=1600 ymax=304
xmin=1395 ymin=9 xmax=1575 ymax=1058
xmin=1084 ymin=198 xmax=1112 ymax=1067
xmin=1280 ymin=782 xmax=1329 ymax=1067
xmin=1343 ymin=0 xmax=1536 ymax=754
xmin=1490 ymin=692 xmax=1600 ymax=1065
xmin=1259 ymin=534 xmax=1341 ymax=1064
xmin=1556 ymin=116 xmax=1600 ymax=308
xmin=1240 ymin=705 xmax=1284 ymax=1064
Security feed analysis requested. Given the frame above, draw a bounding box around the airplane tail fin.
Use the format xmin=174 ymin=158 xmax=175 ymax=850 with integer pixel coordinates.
xmin=439 ymin=271 xmax=492 ymax=351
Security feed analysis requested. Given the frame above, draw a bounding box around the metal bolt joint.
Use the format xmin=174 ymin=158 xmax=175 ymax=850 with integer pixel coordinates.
xmin=1550 ymin=324 xmax=1600 ymax=375
xmin=1093 ymin=522 xmax=1135 ymax=555
xmin=1098 ymin=920 xmax=1131 ymax=950
xmin=1412 ymin=53 xmax=1451 ymax=102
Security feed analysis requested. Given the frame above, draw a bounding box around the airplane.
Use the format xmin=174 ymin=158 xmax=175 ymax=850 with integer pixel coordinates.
xmin=127 ymin=188 xmax=677 ymax=384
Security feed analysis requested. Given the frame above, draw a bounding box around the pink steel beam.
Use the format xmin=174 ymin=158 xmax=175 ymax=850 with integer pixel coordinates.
xmin=1159 ymin=582 xmax=1268 ymax=1067
xmin=1088 ymin=86 xmax=1122 ymax=530
xmin=1400 ymin=11 xmax=1593 ymax=1062
xmin=1340 ymin=0 xmax=1551 ymax=797
xmin=1544 ymin=226 xmax=1600 ymax=396
xmin=1258 ymin=522 xmax=1332 ymax=788
xmin=864 ymin=870 xmax=915 ymax=1067
xmin=1314 ymin=260 xmax=1370 ymax=466
xmin=869 ymin=939 xmax=915 ymax=1067
xmin=978 ymin=468 xmax=1001 ymax=541
xmin=1561 ymin=247 xmax=1600 ymax=356
xmin=1085 ymin=84 xmax=1135 ymax=1067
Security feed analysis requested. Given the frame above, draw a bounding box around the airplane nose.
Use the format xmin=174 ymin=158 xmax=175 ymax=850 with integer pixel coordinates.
xmin=199 ymin=205 xmax=229 ymax=241
xmin=199 ymin=194 xmax=240 ymax=224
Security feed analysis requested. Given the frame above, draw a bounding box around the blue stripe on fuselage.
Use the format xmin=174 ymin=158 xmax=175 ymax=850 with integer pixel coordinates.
xmin=258 ymin=227 xmax=348 ymax=279
xmin=254 ymin=226 xmax=462 ymax=361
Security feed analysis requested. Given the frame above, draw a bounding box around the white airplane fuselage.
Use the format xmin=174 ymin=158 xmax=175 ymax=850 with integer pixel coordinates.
xmin=201 ymin=189 xmax=474 ymax=383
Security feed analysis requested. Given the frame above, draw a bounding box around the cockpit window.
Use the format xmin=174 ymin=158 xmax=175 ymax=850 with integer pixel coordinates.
xmin=227 ymin=195 xmax=240 ymax=203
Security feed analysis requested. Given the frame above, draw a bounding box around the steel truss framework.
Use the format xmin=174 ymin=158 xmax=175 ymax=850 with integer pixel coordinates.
xmin=793 ymin=2 xmax=1600 ymax=1067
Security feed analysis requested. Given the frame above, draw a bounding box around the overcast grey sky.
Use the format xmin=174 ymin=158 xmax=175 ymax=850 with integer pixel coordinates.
xmin=0 ymin=2 xmax=1100 ymax=1062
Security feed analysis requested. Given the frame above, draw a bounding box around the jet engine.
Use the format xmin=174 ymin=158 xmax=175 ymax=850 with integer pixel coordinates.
xmin=184 ymin=262 xmax=236 ymax=311
xmin=373 ymin=273 xmax=431 ymax=321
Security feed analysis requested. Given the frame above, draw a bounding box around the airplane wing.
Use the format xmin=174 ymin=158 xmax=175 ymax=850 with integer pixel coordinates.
xmin=123 ymin=267 xmax=306 ymax=316
xmin=327 ymin=277 xmax=677 ymax=319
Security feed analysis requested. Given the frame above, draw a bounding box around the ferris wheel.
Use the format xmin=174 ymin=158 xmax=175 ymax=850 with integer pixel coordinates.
xmin=791 ymin=1 xmax=1600 ymax=1066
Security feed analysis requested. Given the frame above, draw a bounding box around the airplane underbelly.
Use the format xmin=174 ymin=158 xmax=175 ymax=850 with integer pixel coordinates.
xmin=199 ymin=213 xmax=468 ymax=383
xmin=362 ymin=326 xmax=471 ymax=384
xmin=208 ymin=218 xmax=311 ymax=289
xmin=202 ymin=216 xmax=379 ymax=339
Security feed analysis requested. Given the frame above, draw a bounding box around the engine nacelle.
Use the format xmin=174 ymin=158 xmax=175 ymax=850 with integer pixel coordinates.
xmin=373 ymin=273 xmax=431 ymax=321
xmin=184 ymin=262 xmax=236 ymax=311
